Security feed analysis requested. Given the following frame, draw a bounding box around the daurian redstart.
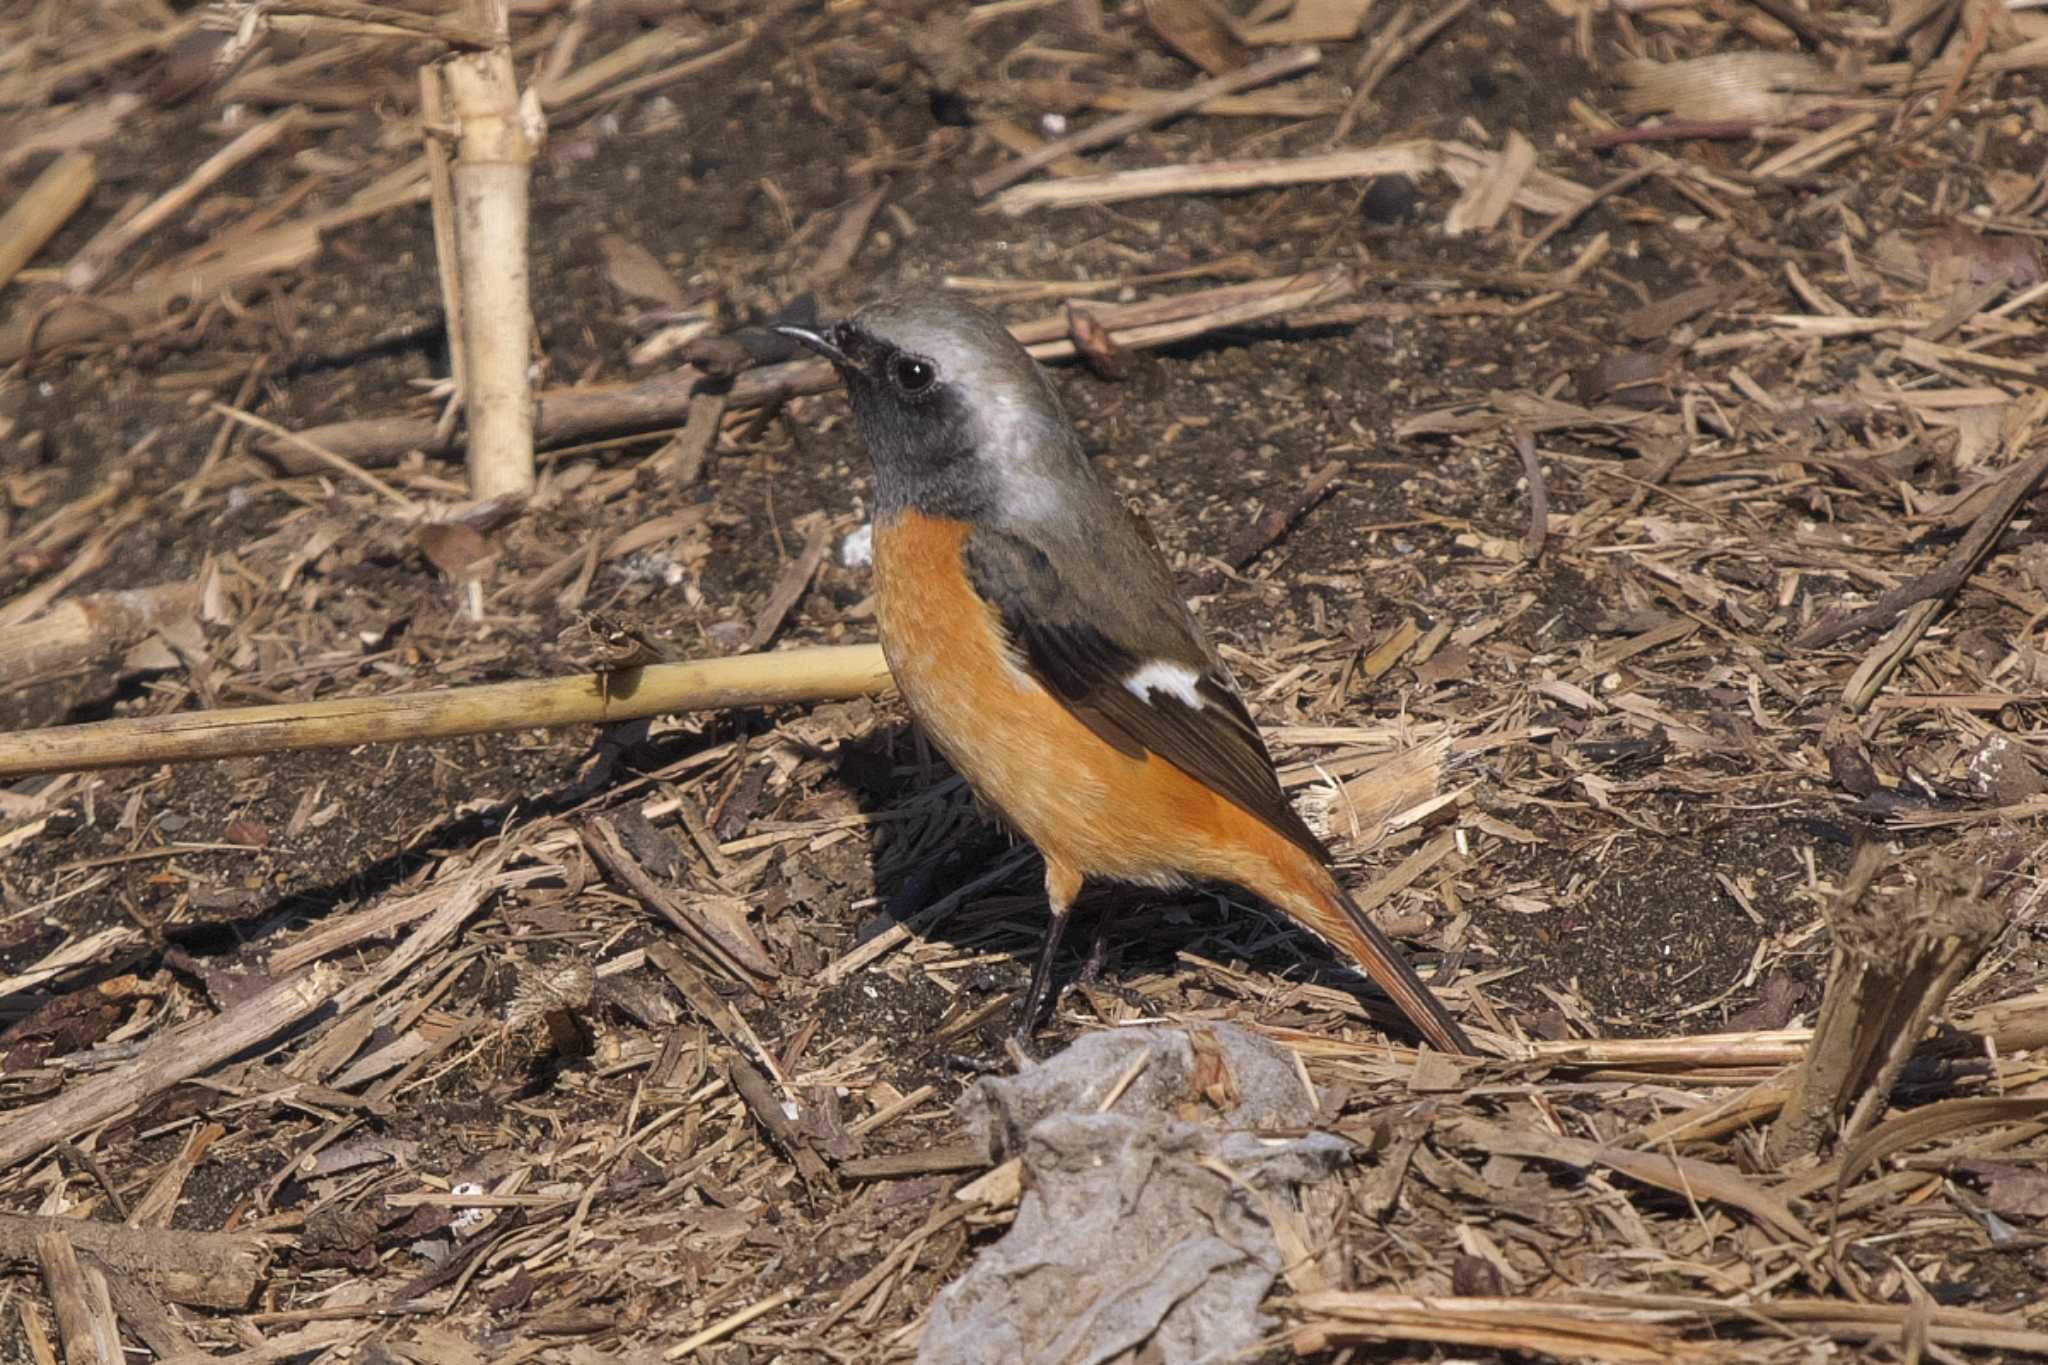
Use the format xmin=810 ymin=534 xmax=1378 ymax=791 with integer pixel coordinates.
xmin=779 ymin=297 xmax=1472 ymax=1055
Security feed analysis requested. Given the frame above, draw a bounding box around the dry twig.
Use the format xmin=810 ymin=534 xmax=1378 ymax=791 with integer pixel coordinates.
xmin=1796 ymin=443 xmax=2048 ymax=650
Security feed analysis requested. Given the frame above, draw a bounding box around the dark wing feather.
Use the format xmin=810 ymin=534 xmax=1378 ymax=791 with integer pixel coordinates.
xmin=965 ymin=528 xmax=1325 ymax=857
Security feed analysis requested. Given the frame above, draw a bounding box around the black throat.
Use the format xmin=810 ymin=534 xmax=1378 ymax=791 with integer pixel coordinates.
xmin=844 ymin=374 xmax=1003 ymax=523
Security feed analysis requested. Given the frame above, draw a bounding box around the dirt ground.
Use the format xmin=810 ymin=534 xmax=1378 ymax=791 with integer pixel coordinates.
xmin=5 ymin=0 xmax=2048 ymax=1361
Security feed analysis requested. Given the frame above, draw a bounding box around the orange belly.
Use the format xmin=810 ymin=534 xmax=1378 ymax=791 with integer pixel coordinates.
xmin=871 ymin=510 xmax=1311 ymax=894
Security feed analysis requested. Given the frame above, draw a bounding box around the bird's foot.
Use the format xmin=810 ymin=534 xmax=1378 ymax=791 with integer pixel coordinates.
xmin=938 ymin=1049 xmax=1012 ymax=1076
xmin=1071 ymin=926 xmax=1150 ymax=1013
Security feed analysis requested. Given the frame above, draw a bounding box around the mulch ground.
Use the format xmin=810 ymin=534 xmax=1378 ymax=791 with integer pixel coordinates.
xmin=4 ymin=0 xmax=2048 ymax=1360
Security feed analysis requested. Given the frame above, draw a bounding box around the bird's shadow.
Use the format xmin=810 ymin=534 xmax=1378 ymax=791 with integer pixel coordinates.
xmin=827 ymin=723 xmax=1443 ymax=1050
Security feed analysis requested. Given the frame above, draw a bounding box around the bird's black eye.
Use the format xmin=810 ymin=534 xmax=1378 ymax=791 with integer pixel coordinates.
xmin=890 ymin=355 xmax=936 ymax=394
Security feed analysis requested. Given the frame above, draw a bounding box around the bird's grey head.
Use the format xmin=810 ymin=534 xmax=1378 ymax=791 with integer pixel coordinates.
xmin=778 ymin=295 xmax=1092 ymax=525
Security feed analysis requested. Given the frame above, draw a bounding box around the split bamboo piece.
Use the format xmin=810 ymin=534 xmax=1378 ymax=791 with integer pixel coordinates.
xmin=1764 ymin=847 xmax=2005 ymax=1166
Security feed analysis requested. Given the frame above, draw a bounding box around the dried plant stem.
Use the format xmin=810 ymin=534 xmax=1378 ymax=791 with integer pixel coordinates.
xmin=662 ymin=1285 xmax=802 ymax=1360
xmin=535 ymin=23 xmax=702 ymax=107
xmin=1188 ymin=459 xmax=1343 ymax=594
xmin=1292 ymin=1290 xmax=2048 ymax=1359
xmin=0 ymin=20 xmax=200 ymax=108
xmin=549 ymin=29 xmax=756 ymax=117
xmin=1003 ymin=79 xmax=1337 ymax=120
xmin=0 ymin=152 xmax=96 ymax=293
xmin=1764 ymin=848 xmax=2005 ymax=1167
xmin=1514 ymin=164 xmax=1655 ymax=265
xmin=817 ymin=846 xmax=1039 ymax=986
xmin=1742 ymin=0 xmax=1844 ymax=48
xmin=992 ymin=143 xmax=1439 ymax=215
xmin=0 ymin=1217 xmax=272 ymax=1312
xmin=63 ymin=111 xmax=300 ymax=291
xmin=0 ymin=644 xmax=892 ymax=780
xmin=1840 ymin=597 xmax=1943 ymax=715
xmin=432 ymin=0 xmax=537 ymax=497
xmin=210 ymin=402 xmax=418 ymax=513
xmin=244 ymin=1 xmax=495 ymax=46
xmin=0 ymin=507 xmax=141 ymax=632
xmin=0 ymin=971 xmax=332 ymax=1176
xmin=0 ymin=161 xmax=429 ymax=363
xmin=259 ymin=272 xmax=1354 ymax=471
xmin=35 ymin=1230 xmax=123 ymax=1365
xmin=1334 ymin=0 xmax=1477 ymax=139
xmin=1292 ymin=1290 xmax=1698 ymax=1361
xmin=1032 ymin=268 xmax=1352 ymax=358
xmin=746 ymin=515 xmax=834 ymax=650
xmin=0 ymin=580 xmax=200 ymax=683
xmin=584 ymin=817 xmax=777 ymax=984
xmin=1512 ymin=426 xmax=1548 ymax=559
xmin=971 ymin=45 xmax=1321 ymax=196
xmin=420 ymin=68 xmax=467 ymax=405
xmin=1797 ymin=443 xmax=2048 ymax=650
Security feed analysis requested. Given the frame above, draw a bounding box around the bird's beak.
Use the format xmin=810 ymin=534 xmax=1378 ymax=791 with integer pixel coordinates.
xmin=774 ymin=323 xmax=850 ymax=367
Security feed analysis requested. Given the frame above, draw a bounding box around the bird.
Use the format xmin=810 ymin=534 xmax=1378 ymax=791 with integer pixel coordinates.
xmin=777 ymin=296 xmax=1473 ymax=1055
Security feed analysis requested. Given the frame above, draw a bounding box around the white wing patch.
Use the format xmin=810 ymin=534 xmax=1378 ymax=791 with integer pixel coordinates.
xmin=1124 ymin=660 xmax=1204 ymax=709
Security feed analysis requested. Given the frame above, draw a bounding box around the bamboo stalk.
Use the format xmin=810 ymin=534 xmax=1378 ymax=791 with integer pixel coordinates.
xmin=0 ymin=644 xmax=892 ymax=779
xmin=433 ymin=0 xmax=538 ymax=497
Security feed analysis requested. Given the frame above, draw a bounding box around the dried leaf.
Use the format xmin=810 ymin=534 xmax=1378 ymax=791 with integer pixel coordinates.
xmin=1920 ymin=224 xmax=2043 ymax=293
xmin=1411 ymin=643 xmax=1473 ymax=687
xmin=418 ymin=523 xmax=491 ymax=580
xmin=1617 ymin=53 xmax=1845 ymax=122
xmin=1243 ymin=0 xmax=1374 ymax=42
xmin=1144 ymin=0 xmax=1248 ymax=73
xmin=1186 ymin=1025 xmax=1243 ymax=1111
xmin=1957 ymin=1160 xmax=2048 ymax=1221
xmin=1067 ymin=304 xmax=1126 ymax=380
xmin=598 ymin=232 xmax=686 ymax=308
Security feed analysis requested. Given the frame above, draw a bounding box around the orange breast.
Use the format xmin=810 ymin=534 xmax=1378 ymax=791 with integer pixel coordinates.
xmin=871 ymin=510 xmax=1313 ymax=895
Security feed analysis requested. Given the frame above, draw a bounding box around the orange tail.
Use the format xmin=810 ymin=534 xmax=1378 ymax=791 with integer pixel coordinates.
xmin=1267 ymin=858 xmax=1474 ymax=1056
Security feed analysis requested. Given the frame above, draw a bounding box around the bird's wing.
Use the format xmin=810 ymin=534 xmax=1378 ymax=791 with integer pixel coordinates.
xmin=964 ymin=524 xmax=1325 ymax=857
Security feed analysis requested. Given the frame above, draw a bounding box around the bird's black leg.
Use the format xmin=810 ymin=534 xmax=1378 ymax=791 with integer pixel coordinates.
xmin=1015 ymin=863 xmax=1081 ymax=1040
xmin=1015 ymin=902 xmax=1070 ymax=1040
